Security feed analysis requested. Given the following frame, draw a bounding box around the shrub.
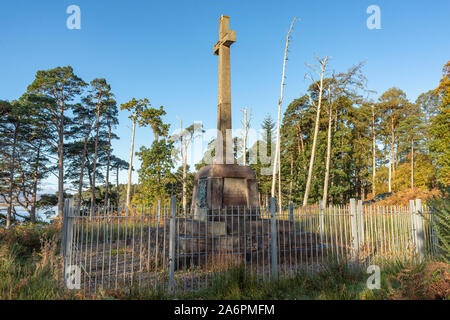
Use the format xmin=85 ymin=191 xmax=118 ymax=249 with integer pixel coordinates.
xmin=427 ymin=184 xmax=450 ymax=263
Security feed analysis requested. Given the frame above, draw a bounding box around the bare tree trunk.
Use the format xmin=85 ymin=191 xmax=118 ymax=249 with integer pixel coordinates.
xmin=303 ymin=57 xmax=328 ymax=207
xmin=361 ymin=178 xmax=366 ymax=200
xmin=180 ymin=119 xmax=187 ymax=211
xmin=278 ymin=149 xmax=282 ymax=211
xmin=77 ymin=132 xmax=89 ymax=215
xmin=57 ymin=109 xmax=65 ymax=221
xmin=322 ymin=87 xmax=333 ymax=207
xmin=289 ymin=157 xmax=293 ymax=201
xmin=411 ymin=139 xmax=414 ymax=189
xmin=116 ymin=166 xmax=120 ymax=209
xmin=388 ymin=146 xmax=392 ymax=193
xmin=295 ymin=121 xmax=305 ymax=153
xmin=271 ymin=17 xmax=296 ymax=198
xmin=391 ymin=117 xmax=395 ymax=184
xmin=126 ymin=118 xmax=136 ymax=208
xmin=242 ymin=107 xmax=248 ymax=166
xmin=30 ymin=140 xmax=42 ymax=223
xmin=104 ymin=122 xmax=112 ymax=207
xmin=91 ymin=106 xmax=101 ymax=216
xmin=372 ymin=105 xmax=376 ymax=197
xmin=6 ymin=124 xmax=18 ymax=228
xmin=395 ymin=135 xmax=400 ymax=169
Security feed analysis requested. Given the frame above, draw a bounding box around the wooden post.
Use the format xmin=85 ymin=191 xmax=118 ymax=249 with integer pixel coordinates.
xmin=349 ymin=199 xmax=359 ymax=263
xmin=168 ymin=196 xmax=176 ymax=294
xmin=270 ymin=197 xmax=278 ymax=281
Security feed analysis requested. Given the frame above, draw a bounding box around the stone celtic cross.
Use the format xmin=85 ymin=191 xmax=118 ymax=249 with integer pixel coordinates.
xmin=213 ymin=15 xmax=236 ymax=164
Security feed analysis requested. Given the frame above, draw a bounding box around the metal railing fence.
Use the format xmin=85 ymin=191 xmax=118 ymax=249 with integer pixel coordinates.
xmin=61 ymin=197 xmax=438 ymax=294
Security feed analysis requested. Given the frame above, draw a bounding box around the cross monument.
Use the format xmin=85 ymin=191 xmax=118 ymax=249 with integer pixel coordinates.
xmin=214 ymin=15 xmax=236 ymax=164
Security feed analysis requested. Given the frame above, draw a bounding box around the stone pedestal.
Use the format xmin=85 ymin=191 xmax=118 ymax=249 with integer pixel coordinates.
xmin=191 ymin=164 xmax=259 ymax=221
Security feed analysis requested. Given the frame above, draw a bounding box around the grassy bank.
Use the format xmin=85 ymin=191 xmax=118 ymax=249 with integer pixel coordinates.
xmin=0 ymin=224 xmax=448 ymax=300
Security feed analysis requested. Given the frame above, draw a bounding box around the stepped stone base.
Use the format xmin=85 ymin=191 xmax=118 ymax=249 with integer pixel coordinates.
xmin=169 ymin=216 xmax=323 ymax=269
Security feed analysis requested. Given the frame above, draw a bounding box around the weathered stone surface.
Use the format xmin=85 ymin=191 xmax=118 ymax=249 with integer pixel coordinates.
xmin=178 ymin=235 xmax=242 ymax=254
xmin=177 ymin=218 xmax=227 ymax=237
xmin=178 ymin=236 xmax=210 ymax=254
xmin=226 ymin=219 xmax=294 ymax=235
xmin=214 ymin=15 xmax=235 ymax=163
xmin=192 ymin=164 xmax=260 ymax=217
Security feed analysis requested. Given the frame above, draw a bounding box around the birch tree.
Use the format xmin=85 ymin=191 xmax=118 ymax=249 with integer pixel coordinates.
xmin=241 ymin=107 xmax=251 ymax=166
xmin=173 ymin=121 xmax=203 ymax=210
xmin=303 ymin=56 xmax=328 ymax=207
xmin=271 ymin=17 xmax=297 ymax=206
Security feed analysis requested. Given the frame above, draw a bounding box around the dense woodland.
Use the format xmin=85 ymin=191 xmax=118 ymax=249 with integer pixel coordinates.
xmin=0 ymin=61 xmax=449 ymax=227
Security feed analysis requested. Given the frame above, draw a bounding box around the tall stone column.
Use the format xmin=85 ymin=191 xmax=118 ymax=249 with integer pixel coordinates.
xmin=214 ymin=15 xmax=235 ymax=164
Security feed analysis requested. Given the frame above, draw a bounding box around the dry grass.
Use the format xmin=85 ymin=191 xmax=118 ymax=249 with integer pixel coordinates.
xmin=1 ymin=223 xmax=449 ymax=300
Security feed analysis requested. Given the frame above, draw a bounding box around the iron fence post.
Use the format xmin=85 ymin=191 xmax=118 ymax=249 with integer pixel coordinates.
xmin=349 ymin=198 xmax=358 ymax=264
xmin=289 ymin=201 xmax=294 ymax=223
xmin=319 ymin=200 xmax=324 ymax=235
xmin=168 ymin=196 xmax=176 ymax=294
xmin=357 ymin=200 xmax=364 ymax=248
xmin=62 ymin=198 xmax=74 ymax=288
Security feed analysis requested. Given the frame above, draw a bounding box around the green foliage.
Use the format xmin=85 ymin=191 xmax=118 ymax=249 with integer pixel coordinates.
xmin=0 ymin=224 xmax=71 ymax=299
xmin=0 ymin=223 xmax=60 ymax=258
xmin=392 ymin=154 xmax=435 ymax=190
xmin=427 ymin=185 xmax=450 ymax=263
xmin=430 ymin=62 xmax=450 ymax=186
xmin=135 ymin=139 xmax=175 ymax=205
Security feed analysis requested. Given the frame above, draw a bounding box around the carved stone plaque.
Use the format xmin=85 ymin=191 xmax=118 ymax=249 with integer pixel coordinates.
xmin=223 ymin=178 xmax=247 ymax=207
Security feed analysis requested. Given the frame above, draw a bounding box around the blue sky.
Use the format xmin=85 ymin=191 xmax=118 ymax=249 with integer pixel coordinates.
xmin=1 ymin=0 xmax=449 ymax=194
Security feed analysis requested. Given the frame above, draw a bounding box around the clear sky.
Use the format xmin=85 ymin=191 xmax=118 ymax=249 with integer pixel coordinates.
xmin=1 ymin=0 xmax=449 ymax=194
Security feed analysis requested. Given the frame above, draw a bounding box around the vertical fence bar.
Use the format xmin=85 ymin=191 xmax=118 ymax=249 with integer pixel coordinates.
xmin=61 ymin=198 xmax=69 ymax=257
xmin=270 ymin=197 xmax=278 ymax=281
xmin=430 ymin=204 xmax=440 ymax=259
xmin=349 ymin=199 xmax=358 ymax=264
xmin=319 ymin=200 xmax=324 ymax=239
xmin=409 ymin=200 xmax=416 ymax=260
xmin=63 ymin=198 xmax=74 ymax=287
xmin=168 ymin=196 xmax=176 ymax=294
xmin=289 ymin=201 xmax=294 ymax=222
xmin=414 ymin=199 xmax=425 ymax=261
xmin=357 ymin=200 xmax=364 ymax=250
